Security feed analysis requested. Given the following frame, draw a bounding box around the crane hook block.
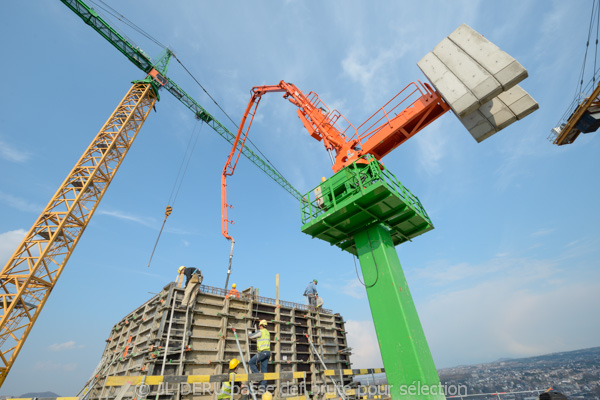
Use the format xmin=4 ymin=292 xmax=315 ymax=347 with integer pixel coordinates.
xmin=165 ymin=206 xmax=173 ymax=217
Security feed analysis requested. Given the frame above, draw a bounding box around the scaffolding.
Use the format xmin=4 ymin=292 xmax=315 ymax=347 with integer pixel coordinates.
xmin=81 ymin=282 xmax=352 ymax=400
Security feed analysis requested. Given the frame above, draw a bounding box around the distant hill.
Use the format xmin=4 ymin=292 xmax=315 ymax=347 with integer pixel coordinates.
xmin=19 ymin=392 xmax=60 ymax=398
xmin=437 ymin=346 xmax=600 ymax=399
xmin=444 ymin=346 xmax=600 ymax=370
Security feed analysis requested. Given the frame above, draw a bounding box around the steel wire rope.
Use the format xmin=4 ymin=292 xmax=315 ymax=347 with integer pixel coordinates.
xmin=90 ymin=0 xmax=293 ymax=198
xmin=84 ymin=1 xmax=292 ymax=260
xmin=172 ymin=56 xmax=289 ymax=182
xmin=594 ymin=1 xmax=600 ymax=85
xmin=146 ymin=121 xmax=205 ymax=268
xmin=88 ymin=0 xmax=167 ymax=49
xmin=553 ymin=1 xmax=600 ymax=137
xmin=575 ymin=0 xmax=599 ymax=100
xmin=557 ymin=63 xmax=600 ymax=124
xmin=172 ymin=121 xmax=205 ymax=205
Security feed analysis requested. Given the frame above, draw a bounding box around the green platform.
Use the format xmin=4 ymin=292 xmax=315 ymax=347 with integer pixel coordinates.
xmin=300 ymin=157 xmax=433 ymax=255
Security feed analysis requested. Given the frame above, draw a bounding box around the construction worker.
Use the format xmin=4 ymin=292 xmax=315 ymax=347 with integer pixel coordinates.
xmin=303 ymin=279 xmax=318 ymax=308
xmin=227 ymin=283 xmax=240 ymax=299
xmin=248 ymin=319 xmax=270 ymax=391
xmin=178 ymin=265 xmax=203 ymax=309
xmin=218 ymin=358 xmax=246 ymax=399
xmin=262 ymin=392 xmax=272 ymax=400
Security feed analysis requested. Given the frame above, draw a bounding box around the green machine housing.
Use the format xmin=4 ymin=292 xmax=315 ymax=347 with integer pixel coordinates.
xmin=301 ymin=156 xmax=434 ymax=254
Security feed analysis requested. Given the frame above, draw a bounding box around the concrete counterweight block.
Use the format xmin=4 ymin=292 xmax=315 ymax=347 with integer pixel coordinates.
xmin=460 ymin=85 xmax=539 ymax=142
xmin=498 ymin=85 xmax=539 ymax=120
xmin=419 ymin=22 xmax=538 ymax=142
xmin=417 ymin=52 xmax=479 ymax=118
xmin=433 ymin=37 xmax=503 ymax=105
xmin=448 ymin=23 xmax=528 ymax=90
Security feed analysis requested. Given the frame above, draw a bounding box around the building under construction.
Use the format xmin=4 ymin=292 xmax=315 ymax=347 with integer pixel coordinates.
xmin=80 ymin=282 xmax=352 ymax=400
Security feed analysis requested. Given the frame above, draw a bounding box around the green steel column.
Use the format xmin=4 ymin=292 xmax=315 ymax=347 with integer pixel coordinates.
xmin=355 ymin=224 xmax=444 ymax=400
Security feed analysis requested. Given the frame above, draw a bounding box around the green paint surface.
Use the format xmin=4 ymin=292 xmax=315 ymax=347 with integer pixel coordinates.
xmin=301 ymin=157 xmax=433 ymax=254
xmin=355 ymin=225 xmax=444 ymax=399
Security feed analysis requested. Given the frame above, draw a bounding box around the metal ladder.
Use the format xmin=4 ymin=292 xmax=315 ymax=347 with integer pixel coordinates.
xmin=306 ymin=334 xmax=346 ymax=400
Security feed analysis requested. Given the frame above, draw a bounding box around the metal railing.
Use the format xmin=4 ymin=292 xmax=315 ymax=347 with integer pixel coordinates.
xmin=301 ymin=156 xmax=432 ymax=228
xmin=199 ymin=284 xmax=333 ymax=314
xmin=354 ymin=81 xmax=428 ymax=142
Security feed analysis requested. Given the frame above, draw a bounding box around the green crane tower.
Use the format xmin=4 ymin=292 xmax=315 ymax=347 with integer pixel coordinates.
xmin=301 ymin=157 xmax=443 ymax=400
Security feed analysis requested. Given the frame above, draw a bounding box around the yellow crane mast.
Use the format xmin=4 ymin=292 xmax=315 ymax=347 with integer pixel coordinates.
xmin=0 ymin=0 xmax=302 ymax=385
xmin=0 ymin=81 xmax=157 ymax=385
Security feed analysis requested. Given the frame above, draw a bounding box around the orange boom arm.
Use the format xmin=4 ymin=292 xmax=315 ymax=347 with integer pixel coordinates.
xmin=221 ymin=80 xmax=449 ymax=241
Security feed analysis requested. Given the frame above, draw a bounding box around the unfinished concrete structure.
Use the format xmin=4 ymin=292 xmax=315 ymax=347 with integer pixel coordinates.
xmin=80 ymin=282 xmax=352 ymax=400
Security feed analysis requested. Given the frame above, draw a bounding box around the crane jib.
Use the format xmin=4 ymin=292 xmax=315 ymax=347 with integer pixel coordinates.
xmin=60 ymin=0 xmax=303 ymax=201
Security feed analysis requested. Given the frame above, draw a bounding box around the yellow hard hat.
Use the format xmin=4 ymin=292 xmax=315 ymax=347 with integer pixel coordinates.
xmin=262 ymin=392 xmax=273 ymax=400
xmin=229 ymin=358 xmax=240 ymax=370
xmin=232 ymin=283 xmax=237 ymax=289
xmin=178 ymin=266 xmax=185 ymax=273
xmin=259 ymin=319 xmax=268 ymax=327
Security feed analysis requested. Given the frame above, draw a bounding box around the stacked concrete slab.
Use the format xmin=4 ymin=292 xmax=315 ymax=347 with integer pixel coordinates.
xmin=81 ymin=282 xmax=352 ymax=400
xmin=418 ymin=23 xmax=538 ymax=142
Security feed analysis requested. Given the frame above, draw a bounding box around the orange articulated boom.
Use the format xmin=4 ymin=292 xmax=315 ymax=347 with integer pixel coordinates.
xmin=221 ymin=80 xmax=450 ymax=241
xmin=345 ymin=81 xmax=450 ymax=170
xmin=221 ymin=80 xmax=350 ymax=241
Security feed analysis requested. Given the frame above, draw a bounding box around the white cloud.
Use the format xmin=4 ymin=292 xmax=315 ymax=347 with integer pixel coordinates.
xmin=0 ymin=229 xmax=27 ymax=265
xmin=531 ymin=228 xmax=555 ymax=237
xmin=48 ymin=340 xmax=82 ymax=351
xmin=413 ymin=125 xmax=448 ymax=176
xmin=0 ymin=139 xmax=31 ymax=162
xmin=493 ymin=118 xmax=546 ymax=192
xmin=340 ymin=279 xmax=367 ymax=300
xmin=345 ymin=320 xmax=383 ymax=369
xmin=418 ymin=257 xmax=600 ymax=368
xmin=33 ymin=360 xmax=78 ymax=372
xmin=0 ymin=191 xmax=42 ymax=213
xmin=557 ymin=237 xmax=598 ymax=261
xmin=341 ymin=44 xmax=410 ymax=110
xmin=425 ymin=279 xmax=600 ymax=367
xmin=97 ymin=209 xmax=157 ymax=228
xmin=164 ymin=226 xmax=198 ymax=235
xmin=412 ymin=256 xmax=535 ymax=287
xmin=342 ymin=51 xmax=384 ymax=107
xmin=97 ymin=209 xmax=197 ymax=235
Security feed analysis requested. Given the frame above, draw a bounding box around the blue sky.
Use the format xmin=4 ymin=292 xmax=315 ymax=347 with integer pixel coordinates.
xmin=1 ymin=0 xmax=599 ymax=395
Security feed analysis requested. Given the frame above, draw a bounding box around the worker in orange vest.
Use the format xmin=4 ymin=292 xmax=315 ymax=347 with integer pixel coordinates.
xmin=227 ymin=283 xmax=240 ymax=299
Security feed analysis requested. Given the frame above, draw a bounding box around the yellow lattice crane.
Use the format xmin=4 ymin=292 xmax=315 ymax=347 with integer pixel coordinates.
xmin=0 ymin=80 xmax=158 ymax=385
xmin=550 ymin=0 xmax=600 ymax=145
xmin=0 ymin=0 xmax=302 ymax=386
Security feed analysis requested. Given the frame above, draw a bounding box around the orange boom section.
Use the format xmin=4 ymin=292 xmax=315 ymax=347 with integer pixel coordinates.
xmin=221 ymin=80 xmax=450 ymax=242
